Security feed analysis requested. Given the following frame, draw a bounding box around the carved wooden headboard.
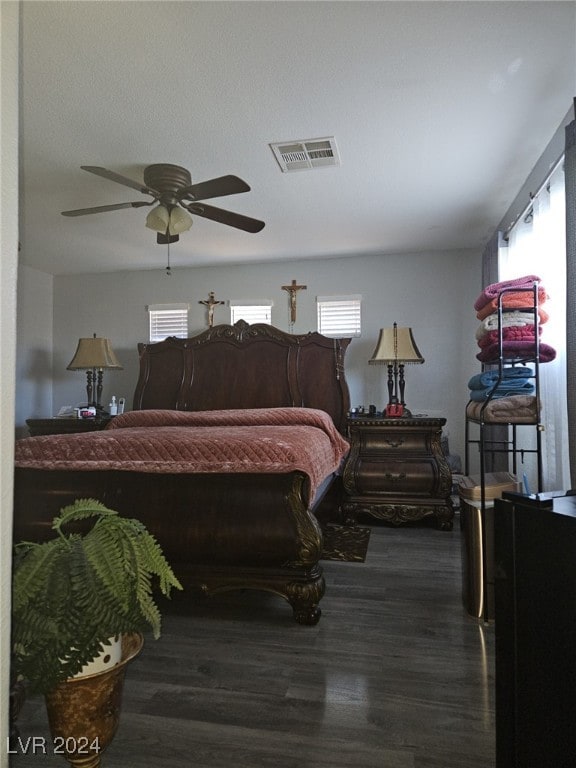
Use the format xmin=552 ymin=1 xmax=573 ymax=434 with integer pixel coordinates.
xmin=133 ymin=320 xmax=351 ymax=434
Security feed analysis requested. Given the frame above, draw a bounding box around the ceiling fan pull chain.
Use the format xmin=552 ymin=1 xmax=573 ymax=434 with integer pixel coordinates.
xmin=166 ymin=237 xmax=171 ymax=276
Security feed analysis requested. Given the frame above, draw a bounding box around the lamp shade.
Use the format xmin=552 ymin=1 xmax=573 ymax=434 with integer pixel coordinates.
xmin=168 ymin=205 xmax=193 ymax=234
xmin=145 ymin=204 xmax=170 ymax=233
xmin=369 ymin=325 xmax=424 ymax=365
xmin=67 ymin=337 xmax=123 ymax=370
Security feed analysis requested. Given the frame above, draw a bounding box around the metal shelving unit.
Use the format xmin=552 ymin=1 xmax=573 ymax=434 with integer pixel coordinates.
xmin=463 ymin=282 xmax=544 ymax=622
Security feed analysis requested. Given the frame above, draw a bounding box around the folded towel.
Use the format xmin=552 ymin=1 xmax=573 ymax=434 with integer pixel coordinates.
xmin=477 ymin=326 xmax=540 ymax=349
xmin=468 ymin=382 xmax=535 ymax=402
xmin=476 ymin=341 xmax=556 ymax=364
xmin=474 ymin=274 xmax=542 ymax=311
xmin=476 ymin=309 xmax=549 ymax=337
xmin=466 ymin=395 xmax=539 ymax=424
xmin=468 ymin=366 xmax=533 ymax=390
xmin=476 ymin=288 xmax=548 ymax=320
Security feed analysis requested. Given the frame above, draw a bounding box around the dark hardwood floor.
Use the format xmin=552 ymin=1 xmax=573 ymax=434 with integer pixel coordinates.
xmin=10 ymin=519 xmax=495 ymax=768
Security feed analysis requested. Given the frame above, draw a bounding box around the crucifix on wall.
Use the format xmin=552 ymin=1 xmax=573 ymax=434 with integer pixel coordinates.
xmin=199 ymin=291 xmax=225 ymax=327
xmin=281 ymin=279 xmax=307 ymax=325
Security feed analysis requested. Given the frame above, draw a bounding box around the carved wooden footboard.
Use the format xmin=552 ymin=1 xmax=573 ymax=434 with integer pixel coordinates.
xmin=13 ymin=467 xmax=328 ymax=625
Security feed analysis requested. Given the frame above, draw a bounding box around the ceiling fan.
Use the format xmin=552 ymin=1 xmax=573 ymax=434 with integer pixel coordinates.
xmin=61 ymin=164 xmax=265 ymax=244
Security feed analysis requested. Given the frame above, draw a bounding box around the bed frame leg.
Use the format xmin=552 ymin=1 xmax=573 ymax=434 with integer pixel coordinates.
xmin=286 ymin=575 xmax=325 ymax=625
xmin=292 ymin=604 xmax=322 ymax=626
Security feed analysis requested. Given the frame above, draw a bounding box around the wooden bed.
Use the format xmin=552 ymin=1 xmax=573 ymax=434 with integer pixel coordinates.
xmin=14 ymin=321 xmax=351 ymax=625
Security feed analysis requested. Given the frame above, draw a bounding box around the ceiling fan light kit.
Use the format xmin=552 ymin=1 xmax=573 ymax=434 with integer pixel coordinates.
xmin=62 ymin=163 xmax=265 ymax=244
xmin=145 ymin=204 xmax=193 ymax=236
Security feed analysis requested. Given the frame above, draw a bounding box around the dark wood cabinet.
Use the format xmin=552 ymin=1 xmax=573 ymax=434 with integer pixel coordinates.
xmin=26 ymin=417 xmax=112 ymax=436
xmin=342 ymin=416 xmax=454 ymax=530
xmin=495 ymin=492 xmax=576 ymax=768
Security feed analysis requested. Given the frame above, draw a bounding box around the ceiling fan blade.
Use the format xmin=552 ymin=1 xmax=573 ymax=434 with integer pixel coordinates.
xmin=179 ymin=175 xmax=251 ymax=202
xmin=61 ymin=201 xmax=154 ymax=217
xmin=81 ymin=166 xmax=159 ymax=197
xmin=184 ymin=202 xmax=265 ymax=233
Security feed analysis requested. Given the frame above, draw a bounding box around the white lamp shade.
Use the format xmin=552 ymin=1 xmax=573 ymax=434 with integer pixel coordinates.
xmin=369 ymin=326 xmax=424 ymax=364
xmin=146 ymin=204 xmax=170 ymax=233
xmin=168 ymin=205 xmax=193 ymax=234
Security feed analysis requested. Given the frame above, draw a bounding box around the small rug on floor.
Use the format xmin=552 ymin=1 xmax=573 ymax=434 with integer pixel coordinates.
xmin=321 ymin=524 xmax=371 ymax=562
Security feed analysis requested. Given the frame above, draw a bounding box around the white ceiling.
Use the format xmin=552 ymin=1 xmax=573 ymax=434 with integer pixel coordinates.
xmin=19 ymin=1 xmax=576 ymax=276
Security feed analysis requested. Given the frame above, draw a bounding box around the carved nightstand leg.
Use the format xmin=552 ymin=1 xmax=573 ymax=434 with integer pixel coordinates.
xmin=341 ymin=502 xmax=358 ymax=526
xmin=435 ymin=505 xmax=454 ymax=531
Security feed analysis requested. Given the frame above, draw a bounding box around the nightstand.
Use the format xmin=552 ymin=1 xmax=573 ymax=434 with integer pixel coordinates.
xmin=26 ymin=417 xmax=112 ymax=436
xmin=342 ymin=416 xmax=454 ymax=530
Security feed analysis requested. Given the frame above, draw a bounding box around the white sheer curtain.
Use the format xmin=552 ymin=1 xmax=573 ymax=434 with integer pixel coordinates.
xmin=499 ymin=160 xmax=569 ymax=491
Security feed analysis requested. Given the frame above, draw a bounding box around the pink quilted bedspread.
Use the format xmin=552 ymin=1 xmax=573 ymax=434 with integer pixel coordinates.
xmin=15 ymin=408 xmax=350 ymax=500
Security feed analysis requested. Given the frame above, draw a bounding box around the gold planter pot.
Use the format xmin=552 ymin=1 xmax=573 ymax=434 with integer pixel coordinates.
xmin=44 ymin=633 xmax=143 ymax=768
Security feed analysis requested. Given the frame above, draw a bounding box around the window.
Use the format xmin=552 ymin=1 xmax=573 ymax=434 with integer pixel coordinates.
xmin=317 ymin=295 xmax=362 ymax=337
xmin=147 ymin=303 xmax=189 ymax=342
xmin=499 ymin=158 xmax=568 ymax=491
xmin=229 ymin=300 xmax=273 ymax=325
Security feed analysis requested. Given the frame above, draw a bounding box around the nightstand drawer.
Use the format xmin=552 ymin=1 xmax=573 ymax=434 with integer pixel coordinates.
xmin=353 ymin=429 xmax=431 ymax=455
xmin=346 ymin=458 xmax=439 ymax=495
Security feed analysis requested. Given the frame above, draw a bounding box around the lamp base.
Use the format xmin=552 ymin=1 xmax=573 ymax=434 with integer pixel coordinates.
xmin=384 ymin=404 xmax=413 ymax=418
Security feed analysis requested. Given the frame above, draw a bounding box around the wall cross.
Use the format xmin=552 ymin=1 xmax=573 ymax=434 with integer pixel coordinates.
xmin=199 ymin=291 xmax=225 ymax=327
xmin=281 ymin=279 xmax=307 ymax=324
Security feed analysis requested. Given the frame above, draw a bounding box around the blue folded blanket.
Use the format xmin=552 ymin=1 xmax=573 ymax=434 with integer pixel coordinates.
xmin=468 ymin=366 xmax=533 ymax=389
xmin=468 ymin=366 xmax=534 ymax=401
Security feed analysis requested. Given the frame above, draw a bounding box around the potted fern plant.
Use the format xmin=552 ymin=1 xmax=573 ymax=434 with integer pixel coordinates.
xmin=12 ymin=497 xmax=182 ymax=768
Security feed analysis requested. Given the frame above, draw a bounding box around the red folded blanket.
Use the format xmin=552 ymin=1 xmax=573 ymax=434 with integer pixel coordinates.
xmin=476 ymin=341 xmax=556 ymax=363
xmin=477 ymin=325 xmax=541 ymax=349
xmin=474 ymin=275 xmax=542 ymax=311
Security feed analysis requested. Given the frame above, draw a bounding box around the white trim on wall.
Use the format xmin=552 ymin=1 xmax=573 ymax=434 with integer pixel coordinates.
xmin=1 ymin=3 xmax=19 ymax=764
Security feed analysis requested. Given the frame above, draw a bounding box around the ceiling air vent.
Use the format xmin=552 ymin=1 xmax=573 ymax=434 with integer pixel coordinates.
xmin=270 ymin=137 xmax=340 ymax=172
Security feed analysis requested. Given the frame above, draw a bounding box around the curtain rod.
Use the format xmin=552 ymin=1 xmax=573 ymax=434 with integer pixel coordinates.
xmin=502 ymin=153 xmax=565 ymax=242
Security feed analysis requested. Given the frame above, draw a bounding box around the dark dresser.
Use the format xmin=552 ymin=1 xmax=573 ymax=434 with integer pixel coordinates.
xmin=495 ymin=491 xmax=576 ymax=767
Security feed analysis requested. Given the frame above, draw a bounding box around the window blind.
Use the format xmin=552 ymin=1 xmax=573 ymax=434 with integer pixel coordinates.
xmin=316 ymin=295 xmax=362 ymax=337
xmin=229 ymin=301 xmax=273 ymax=325
xmin=147 ymin=304 xmax=189 ymax=342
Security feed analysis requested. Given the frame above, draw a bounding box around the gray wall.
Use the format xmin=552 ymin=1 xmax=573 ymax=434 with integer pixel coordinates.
xmin=16 ymin=248 xmax=481 ymax=459
xmin=16 ymin=265 xmax=54 ymax=437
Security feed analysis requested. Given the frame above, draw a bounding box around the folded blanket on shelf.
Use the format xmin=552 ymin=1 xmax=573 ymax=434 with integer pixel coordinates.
xmin=474 ymin=274 xmax=542 ymax=311
xmin=468 ymin=383 xmax=535 ymax=402
xmin=477 ymin=325 xmax=541 ymax=348
xmin=466 ymin=395 xmax=540 ymax=424
xmin=468 ymin=366 xmax=533 ymax=389
xmin=476 ymin=341 xmax=556 ymax=364
xmin=468 ymin=365 xmax=534 ymax=401
xmin=476 ymin=287 xmax=548 ymax=320
xmin=476 ymin=309 xmax=549 ymax=337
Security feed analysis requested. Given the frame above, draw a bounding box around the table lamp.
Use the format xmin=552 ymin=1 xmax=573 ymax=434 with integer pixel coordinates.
xmin=67 ymin=334 xmax=123 ymax=413
xmin=369 ymin=323 xmax=424 ymax=416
